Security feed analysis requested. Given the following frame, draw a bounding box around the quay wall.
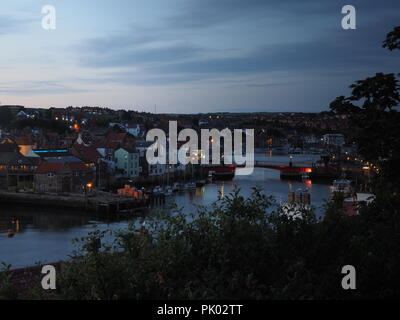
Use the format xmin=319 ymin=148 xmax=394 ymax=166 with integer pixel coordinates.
xmin=0 ymin=191 xmax=148 ymax=214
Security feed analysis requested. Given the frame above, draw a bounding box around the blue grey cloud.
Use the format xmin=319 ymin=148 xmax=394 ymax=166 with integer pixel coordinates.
xmin=167 ymin=0 xmax=400 ymax=29
xmin=0 ymin=80 xmax=86 ymax=95
xmin=0 ymin=15 xmax=27 ymax=34
xmin=76 ymin=0 xmax=399 ymax=86
xmin=80 ymin=43 xmax=204 ymax=68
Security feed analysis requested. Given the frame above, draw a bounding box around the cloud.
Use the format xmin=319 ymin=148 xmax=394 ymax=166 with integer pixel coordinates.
xmin=151 ymin=34 xmax=396 ymax=76
xmin=0 ymin=80 xmax=86 ymax=95
xmin=171 ymin=0 xmax=400 ymax=26
xmin=80 ymin=27 xmax=397 ymax=88
xmin=0 ymin=15 xmax=26 ymax=34
xmin=79 ymin=42 xmax=204 ymax=68
xmin=166 ymin=0 xmax=334 ymax=29
xmin=73 ymin=0 xmax=399 ymax=88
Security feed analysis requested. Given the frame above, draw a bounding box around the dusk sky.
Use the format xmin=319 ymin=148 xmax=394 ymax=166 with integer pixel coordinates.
xmin=0 ymin=0 xmax=398 ymax=113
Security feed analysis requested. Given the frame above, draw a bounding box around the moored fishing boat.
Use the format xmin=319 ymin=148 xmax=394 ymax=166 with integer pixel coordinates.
xmin=331 ymin=179 xmax=352 ymax=198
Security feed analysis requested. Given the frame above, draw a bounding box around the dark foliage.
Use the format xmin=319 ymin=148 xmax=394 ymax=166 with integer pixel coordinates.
xmin=383 ymin=26 xmax=400 ymax=51
xmin=330 ymin=26 xmax=400 ymax=194
xmin=15 ymin=119 xmax=70 ymax=134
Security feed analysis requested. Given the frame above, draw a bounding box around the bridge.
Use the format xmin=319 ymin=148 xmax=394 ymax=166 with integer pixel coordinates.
xmin=202 ymin=160 xmax=314 ymax=174
xmin=249 ymin=161 xmax=313 ymax=173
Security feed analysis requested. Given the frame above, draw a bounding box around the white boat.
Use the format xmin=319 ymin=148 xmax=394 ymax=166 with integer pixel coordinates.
xmin=153 ymin=186 xmax=164 ymax=194
xmin=332 ymin=179 xmax=352 ymax=197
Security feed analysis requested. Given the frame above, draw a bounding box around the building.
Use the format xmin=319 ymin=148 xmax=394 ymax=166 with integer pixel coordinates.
xmin=133 ymin=141 xmax=167 ymax=177
xmin=34 ymin=161 xmax=94 ymax=194
xmin=114 ymin=147 xmax=140 ymax=179
xmin=16 ymin=109 xmax=39 ymax=120
xmin=0 ymin=143 xmax=38 ymax=191
xmin=323 ymin=134 xmax=345 ymax=147
xmin=70 ymin=143 xmax=101 ymax=167
xmin=126 ymin=124 xmax=143 ymax=137
xmin=107 ymin=132 xmax=128 ymax=145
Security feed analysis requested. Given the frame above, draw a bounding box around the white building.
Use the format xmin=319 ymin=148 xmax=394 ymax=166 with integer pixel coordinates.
xmin=126 ymin=124 xmax=143 ymax=137
xmin=114 ymin=147 xmax=140 ymax=179
xmin=323 ymin=134 xmax=345 ymax=147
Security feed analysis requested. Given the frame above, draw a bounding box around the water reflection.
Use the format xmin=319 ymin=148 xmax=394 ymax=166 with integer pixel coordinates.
xmin=0 ymin=161 xmax=331 ymax=268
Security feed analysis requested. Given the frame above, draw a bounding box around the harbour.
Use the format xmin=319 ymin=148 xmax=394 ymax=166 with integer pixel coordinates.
xmin=0 ymin=154 xmax=333 ymax=269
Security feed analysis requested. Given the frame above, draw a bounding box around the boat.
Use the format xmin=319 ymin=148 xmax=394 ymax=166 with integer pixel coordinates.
xmin=301 ymin=172 xmax=310 ymax=180
xmin=164 ymin=187 xmax=173 ymax=196
xmin=172 ymin=182 xmax=180 ymax=192
xmin=208 ymin=165 xmax=236 ymax=180
xmin=331 ymin=179 xmax=352 ymax=198
xmin=153 ymin=186 xmax=164 ymax=195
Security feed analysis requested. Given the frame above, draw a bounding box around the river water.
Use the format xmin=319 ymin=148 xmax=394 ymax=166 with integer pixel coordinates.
xmin=0 ymin=154 xmax=332 ymax=269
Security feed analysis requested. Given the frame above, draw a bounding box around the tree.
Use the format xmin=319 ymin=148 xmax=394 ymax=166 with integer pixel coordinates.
xmin=330 ymin=26 xmax=400 ymax=195
xmin=0 ymin=107 xmax=14 ymax=127
xmin=8 ymin=186 xmax=400 ymax=300
xmin=383 ymin=26 xmax=400 ymax=51
xmin=5 ymin=26 xmax=400 ymax=303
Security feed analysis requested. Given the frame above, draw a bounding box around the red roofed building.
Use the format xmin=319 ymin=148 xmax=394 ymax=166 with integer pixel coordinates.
xmin=70 ymin=143 xmax=101 ymax=164
xmin=36 ymin=162 xmax=64 ymax=174
xmin=34 ymin=161 xmax=94 ymax=194
xmin=106 ymin=132 xmax=127 ymax=145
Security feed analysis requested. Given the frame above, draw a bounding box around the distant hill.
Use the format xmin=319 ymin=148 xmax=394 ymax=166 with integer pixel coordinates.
xmin=0 ymin=105 xmax=25 ymax=114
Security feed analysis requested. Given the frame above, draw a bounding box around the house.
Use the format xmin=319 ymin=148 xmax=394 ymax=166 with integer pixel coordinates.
xmin=34 ymin=161 xmax=94 ymax=194
xmin=323 ymin=134 xmax=345 ymax=147
xmin=75 ymin=131 xmax=95 ymax=146
xmin=70 ymin=142 xmax=111 ymax=189
xmin=126 ymin=124 xmax=143 ymax=137
xmin=95 ymin=141 xmax=120 ymax=162
xmin=0 ymin=144 xmax=38 ymax=191
xmin=16 ymin=109 xmax=39 ymax=120
xmin=15 ymin=135 xmax=40 ymax=160
xmin=70 ymin=143 xmax=101 ymax=166
xmin=114 ymin=147 xmax=140 ymax=179
xmin=133 ymin=141 xmax=166 ymax=177
xmin=33 ymin=148 xmax=73 ymax=160
xmin=107 ymin=132 xmax=128 ymax=145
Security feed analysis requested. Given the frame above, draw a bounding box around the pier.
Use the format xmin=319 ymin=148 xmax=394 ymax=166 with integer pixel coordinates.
xmin=0 ymin=191 xmax=149 ymax=216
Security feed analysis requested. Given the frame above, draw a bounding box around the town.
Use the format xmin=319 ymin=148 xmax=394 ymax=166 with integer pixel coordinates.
xmin=0 ymin=104 xmax=374 ymax=217
xmin=0 ymin=0 xmax=399 ymax=303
